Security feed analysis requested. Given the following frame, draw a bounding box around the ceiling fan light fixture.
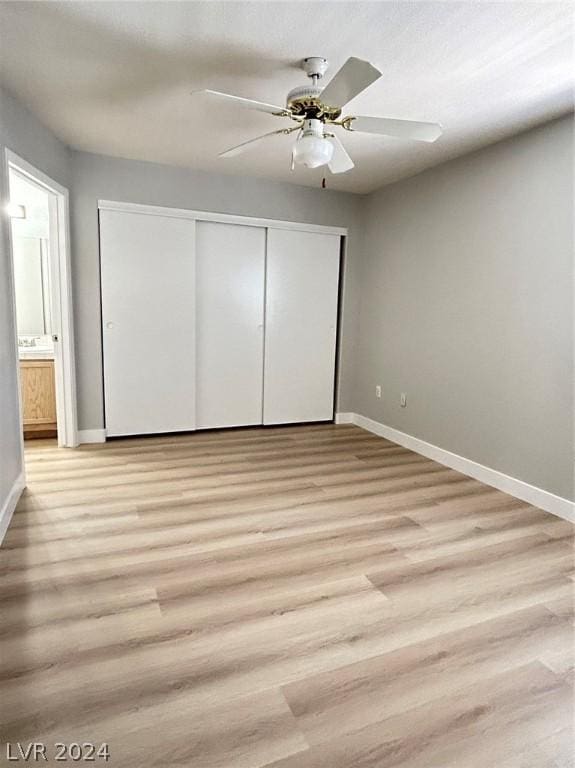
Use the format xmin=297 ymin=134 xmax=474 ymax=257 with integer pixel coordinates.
xmin=199 ymin=55 xmax=442 ymax=177
xmin=293 ymin=119 xmax=334 ymax=169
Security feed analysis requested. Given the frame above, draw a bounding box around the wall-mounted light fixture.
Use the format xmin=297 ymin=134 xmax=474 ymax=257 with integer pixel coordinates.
xmin=5 ymin=202 xmax=26 ymax=219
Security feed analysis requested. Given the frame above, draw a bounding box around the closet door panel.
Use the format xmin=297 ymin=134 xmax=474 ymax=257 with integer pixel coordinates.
xmin=196 ymin=222 xmax=265 ymax=428
xmin=100 ymin=210 xmax=196 ymax=437
xmin=263 ymin=229 xmax=340 ymax=424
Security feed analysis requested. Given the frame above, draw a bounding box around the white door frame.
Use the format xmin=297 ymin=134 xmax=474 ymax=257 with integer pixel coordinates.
xmin=97 ymin=199 xmax=348 ymax=236
xmin=5 ymin=148 xmax=78 ymax=447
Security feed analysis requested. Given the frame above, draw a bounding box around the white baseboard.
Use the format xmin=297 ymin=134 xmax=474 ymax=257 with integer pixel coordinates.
xmin=334 ymin=412 xmax=354 ymax=424
xmin=0 ymin=472 xmax=25 ymax=545
xmin=337 ymin=412 xmax=575 ymax=524
xmin=78 ymin=429 xmax=107 ymax=444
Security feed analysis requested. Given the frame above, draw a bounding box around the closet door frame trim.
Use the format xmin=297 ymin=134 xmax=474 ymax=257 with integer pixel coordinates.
xmin=97 ymin=200 xmax=348 ymax=237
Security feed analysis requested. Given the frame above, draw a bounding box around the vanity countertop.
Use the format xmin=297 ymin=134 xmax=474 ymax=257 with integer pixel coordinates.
xmin=19 ymin=348 xmax=54 ymax=360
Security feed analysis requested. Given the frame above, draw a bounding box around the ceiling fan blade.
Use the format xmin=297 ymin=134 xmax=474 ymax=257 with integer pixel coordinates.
xmin=192 ymin=89 xmax=289 ymax=116
xmin=349 ymin=116 xmax=443 ymax=142
xmin=290 ymin=127 xmax=303 ymax=171
xmin=219 ymin=129 xmax=288 ymax=158
xmin=328 ymin=134 xmax=354 ymax=174
xmin=319 ymin=57 xmax=382 ymax=109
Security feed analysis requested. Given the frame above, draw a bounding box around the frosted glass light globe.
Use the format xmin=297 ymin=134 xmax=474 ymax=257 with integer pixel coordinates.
xmin=293 ymin=135 xmax=334 ymax=169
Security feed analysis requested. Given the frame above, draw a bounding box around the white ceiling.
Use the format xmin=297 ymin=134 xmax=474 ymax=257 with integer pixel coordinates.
xmin=0 ymin=1 xmax=573 ymax=194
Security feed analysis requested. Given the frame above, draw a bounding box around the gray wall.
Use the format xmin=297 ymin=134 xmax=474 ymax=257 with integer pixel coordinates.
xmin=353 ymin=116 xmax=574 ymax=500
xmin=70 ymin=150 xmax=364 ymax=431
xmin=0 ymin=84 xmax=70 ymax=518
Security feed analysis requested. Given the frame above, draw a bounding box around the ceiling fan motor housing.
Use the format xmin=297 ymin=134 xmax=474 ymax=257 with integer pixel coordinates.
xmin=286 ymin=85 xmax=342 ymax=121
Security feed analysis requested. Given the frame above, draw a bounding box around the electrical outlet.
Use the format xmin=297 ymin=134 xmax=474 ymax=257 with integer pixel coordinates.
xmin=375 ymin=385 xmax=382 ymax=399
xmin=400 ymin=392 xmax=407 ymax=407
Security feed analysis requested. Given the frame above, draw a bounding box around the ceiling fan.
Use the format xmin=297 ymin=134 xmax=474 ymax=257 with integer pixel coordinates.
xmin=192 ymin=56 xmax=443 ymax=175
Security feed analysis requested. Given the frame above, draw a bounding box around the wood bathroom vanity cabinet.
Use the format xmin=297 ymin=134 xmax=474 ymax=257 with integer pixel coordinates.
xmin=19 ymin=358 xmax=57 ymax=438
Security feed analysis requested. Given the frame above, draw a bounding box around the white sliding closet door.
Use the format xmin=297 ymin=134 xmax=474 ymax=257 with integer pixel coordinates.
xmin=196 ymin=222 xmax=265 ymax=428
xmin=100 ymin=210 xmax=196 ymax=436
xmin=263 ymin=229 xmax=340 ymax=424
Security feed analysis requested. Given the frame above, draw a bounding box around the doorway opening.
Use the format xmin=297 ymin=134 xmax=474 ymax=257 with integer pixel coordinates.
xmin=6 ymin=150 xmax=77 ymax=447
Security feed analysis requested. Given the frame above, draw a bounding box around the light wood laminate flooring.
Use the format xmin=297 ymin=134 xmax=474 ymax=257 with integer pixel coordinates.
xmin=0 ymin=425 xmax=573 ymax=767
